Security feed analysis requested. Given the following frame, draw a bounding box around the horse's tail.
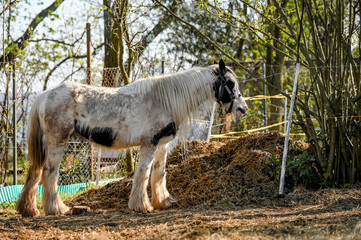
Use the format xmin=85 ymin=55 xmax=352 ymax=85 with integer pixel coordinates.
xmin=17 ymin=93 xmax=46 ymax=217
xmin=27 ymin=93 xmax=46 ymax=169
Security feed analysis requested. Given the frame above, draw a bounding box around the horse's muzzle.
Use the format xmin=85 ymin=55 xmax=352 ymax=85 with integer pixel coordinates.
xmin=238 ymin=107 xmax=247 ymax=114
xmin=235 ymin=105 xmax=248 ymax=117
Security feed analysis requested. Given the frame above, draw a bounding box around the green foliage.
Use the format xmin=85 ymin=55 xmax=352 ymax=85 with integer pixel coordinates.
xmin=260 ymin=154 xmax=280 ymax=179
xmin=35 ymin=16 xmax=44 ymax=23
xmin=4 ymin=156 xmax=29 ymax=185
xmin=0 ymin=201 xmax=16 ymax=210
xmin=287 ymin=151 xmax=317 ymax=184
xmin=61 ymin=182 xmax=95 ymax=202
xmin=59 ymin=157 xmax=91 ymax=185
xmin=261 ymin=144 xmax=320 ymax=189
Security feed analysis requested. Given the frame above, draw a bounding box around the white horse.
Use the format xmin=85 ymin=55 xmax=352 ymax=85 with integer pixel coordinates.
xmin=16 ymin=60 xmax=248 ymax=217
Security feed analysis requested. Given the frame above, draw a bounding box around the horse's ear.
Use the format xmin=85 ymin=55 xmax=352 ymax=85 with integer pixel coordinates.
xmin=219 ymin=59 xmax=226 ymax=74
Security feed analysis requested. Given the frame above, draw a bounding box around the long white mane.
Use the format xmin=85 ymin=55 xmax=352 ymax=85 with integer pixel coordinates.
xmin=128 ymin=66 xmax=216 ymax=125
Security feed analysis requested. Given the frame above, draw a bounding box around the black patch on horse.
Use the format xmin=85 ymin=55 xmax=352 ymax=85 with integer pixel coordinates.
xmin=74 ymin=120 xmax=116 ymax=147
xmin=212 ymin=60 xmax=236 ymax=105
xmin=151 ymin=122 xmax=177 ymax=146
xmin=213 ymin=79 xmax=235 ymax=104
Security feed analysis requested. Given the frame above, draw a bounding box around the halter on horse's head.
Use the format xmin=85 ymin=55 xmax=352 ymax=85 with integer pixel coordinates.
xmin=212 ymin=60 xmax=248 ymax=118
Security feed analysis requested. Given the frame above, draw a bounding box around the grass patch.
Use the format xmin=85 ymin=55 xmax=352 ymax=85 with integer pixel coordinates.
xmin=5 ymin=173 xmax=26 ymax=185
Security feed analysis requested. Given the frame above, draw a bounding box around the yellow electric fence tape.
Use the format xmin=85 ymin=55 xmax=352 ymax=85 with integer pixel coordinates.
xmin=210 ymin=120 xmax=306 ymax=139
xmin=211 ymin=121 xmax=287 ymax=139
xmin=209 ymin=94 xmax=309 ymax=139
xmin=244 ymin=94 xmax=285 ymax=101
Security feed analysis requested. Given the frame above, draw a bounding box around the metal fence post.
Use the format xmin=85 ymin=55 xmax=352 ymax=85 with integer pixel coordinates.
xmin=284 ymin=89 xmax=288 ymax=133
xmin=206 ymin=103 xmax=217 ymax=142
xmin=96 ymin=147 xmax=101 ymax=187
xmin=12 ymin=62 xmax=17 ymax=185
xmin=90 ymin=148 xmax=94 ymax=182
xmin=279 ymin=63 xmax=300 ymax=196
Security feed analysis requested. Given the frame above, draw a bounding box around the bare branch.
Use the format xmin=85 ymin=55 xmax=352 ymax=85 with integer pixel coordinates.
xmin=207 ymin=2 xmax=298 ymax=62
xmin=0 ymin=0 xmax=66 ymax=67
xmin=29 ymin=30 xmax=86 ymax=47
xmin=155 ymin=0 xmax=318 ymax=118
xmin=0 ymin=0 xmax=19 ymax=17
xmin=136 ymin=0 xmax=181 ymax=60
xmin=43 ymin=43 xmax=104 ymax=90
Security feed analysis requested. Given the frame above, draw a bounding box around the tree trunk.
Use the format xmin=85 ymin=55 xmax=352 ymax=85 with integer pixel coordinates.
xmin=102 ymin=0 xmax=125 ymax=87
xmin=103 ymin=0 xmax=133 ymax=172
xmin=266 ymin=0 xmax=284 ymax=131
xmin=221 ymin=114 xmax=231 ymax=134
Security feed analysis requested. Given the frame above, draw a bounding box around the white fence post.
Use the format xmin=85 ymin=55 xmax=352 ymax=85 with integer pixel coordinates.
xmin=96 ymin=147 xmax=101 ymax=187
xmin=279 ymin=63 xmax=300 ymax=196
xmin=206 ymin=102 xmax=217 ymax=142
xmin=284 ymin=89 xmax=288 ymax=133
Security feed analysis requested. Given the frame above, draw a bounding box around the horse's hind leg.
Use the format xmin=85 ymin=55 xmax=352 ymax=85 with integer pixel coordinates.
xmin=16 ymin=164 xmax=43 ymax=217
xmin=42 ymin=144 xmax=70 ymax=215
xmin=151 ymin=143 xmax=176 ymax=209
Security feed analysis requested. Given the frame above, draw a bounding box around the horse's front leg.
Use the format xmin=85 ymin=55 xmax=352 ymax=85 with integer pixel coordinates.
xmin=151 ymin=143 xmax=176 ymax=209
xmin=128 ymin=144 xmax=157 ymax=212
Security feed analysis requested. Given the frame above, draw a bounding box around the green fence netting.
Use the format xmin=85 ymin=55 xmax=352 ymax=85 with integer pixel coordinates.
xmin=0 ymin=178 xmax=121 ymax=204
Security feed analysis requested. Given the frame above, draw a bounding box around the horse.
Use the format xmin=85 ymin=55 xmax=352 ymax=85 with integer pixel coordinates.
xmin=16 ymin=60 xmax=248 ymax=217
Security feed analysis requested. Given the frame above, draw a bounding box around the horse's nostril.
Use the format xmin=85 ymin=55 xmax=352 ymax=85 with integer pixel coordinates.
xmin=238 ymin=107 xmax=246 ymax=114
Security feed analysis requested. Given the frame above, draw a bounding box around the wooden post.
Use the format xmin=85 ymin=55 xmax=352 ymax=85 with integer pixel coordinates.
xmin=12 ymin=62 xmax=17 ymax=185
xmin=279 ymin=63 xmax=300 ymax=196
xmin=86 ymin=23 xmax=94 ymax=181
xmin=221 ymin=114 xmax=231 ymax=134
xmin=86 ymin=23 xmax=91 ymax=85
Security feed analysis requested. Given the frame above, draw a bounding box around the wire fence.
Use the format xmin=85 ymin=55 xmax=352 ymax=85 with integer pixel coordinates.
xmin=0 ymin=61 xmax=300 ymax=187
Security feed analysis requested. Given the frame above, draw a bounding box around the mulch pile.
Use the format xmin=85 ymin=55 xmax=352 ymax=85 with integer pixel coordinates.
xmin=69 ymin=131 xmax=311 ymax=211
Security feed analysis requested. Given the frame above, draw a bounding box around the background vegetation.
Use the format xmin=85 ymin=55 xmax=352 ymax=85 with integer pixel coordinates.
xmin=1 ymin=0 xmax=360 ymax=187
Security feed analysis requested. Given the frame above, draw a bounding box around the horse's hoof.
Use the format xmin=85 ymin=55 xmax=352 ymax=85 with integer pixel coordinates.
xmin=140 ymin=205 xmax=154 ymax=213
xmin=20 ymin=208 xmax=40 ymax=217
xmin=153 ymin=195 xmax=177 ymax=210
xmin=44 ymin=205 xmax=70 ymax=216
xmin=129 ymin=204 xmax=154 ymax=213
xmin=146 ymin=206 xmax=154 ymax=213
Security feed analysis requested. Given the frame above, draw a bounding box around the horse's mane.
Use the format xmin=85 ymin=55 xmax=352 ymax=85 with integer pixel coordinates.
xmin=128 ymin=66 xmax=217 ymax=125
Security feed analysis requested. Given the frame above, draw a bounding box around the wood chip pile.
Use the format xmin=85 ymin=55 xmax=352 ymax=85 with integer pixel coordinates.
xmin=70 ymin=131 xmax=309 ymax=211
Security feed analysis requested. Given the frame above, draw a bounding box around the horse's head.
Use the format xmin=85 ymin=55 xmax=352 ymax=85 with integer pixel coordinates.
xmin=212 ymin=59 xmax=248 ymax=118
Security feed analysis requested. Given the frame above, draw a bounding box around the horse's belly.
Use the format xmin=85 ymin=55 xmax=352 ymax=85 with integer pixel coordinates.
xmin=111 ymin=138 xmax=141 ymax=149
xmin=110 ymin=126 xmax=144 ymax=149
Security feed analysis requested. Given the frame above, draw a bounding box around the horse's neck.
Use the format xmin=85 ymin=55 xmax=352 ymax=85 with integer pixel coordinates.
xmin=167 ymin=69 xmax=215 ymax=125
xmin=131 ymin=67 xmax=216 ymax=125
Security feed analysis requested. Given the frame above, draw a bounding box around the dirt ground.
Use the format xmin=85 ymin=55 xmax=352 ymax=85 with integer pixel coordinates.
xmin=1 ymin=132 xmax=360 ymax=239
xmin=0 ymin=192 xmax=360 ymax=239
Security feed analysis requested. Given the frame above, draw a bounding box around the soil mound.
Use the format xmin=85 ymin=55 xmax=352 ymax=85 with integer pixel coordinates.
xmin=70 ymin=131 xmax=313 ymax=210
